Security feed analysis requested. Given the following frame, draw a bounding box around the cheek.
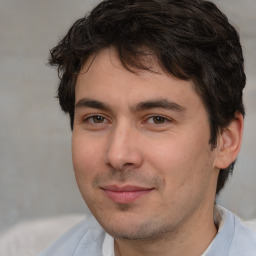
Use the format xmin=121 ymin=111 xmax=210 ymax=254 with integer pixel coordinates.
xmin=145 ymin=134 xmax=211 ymax=191
xmin=145 ymin=135 xmax=192 ymax=173
xmin=72 ymin=134 xmax=103 ymax=185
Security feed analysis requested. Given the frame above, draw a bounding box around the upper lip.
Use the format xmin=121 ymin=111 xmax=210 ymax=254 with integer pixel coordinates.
xmin=101 ymin=185 xmax=154 ymax=192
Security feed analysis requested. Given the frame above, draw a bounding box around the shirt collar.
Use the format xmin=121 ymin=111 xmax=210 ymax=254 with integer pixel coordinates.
xmin=102 ymin=232 xmax=115 ymax=256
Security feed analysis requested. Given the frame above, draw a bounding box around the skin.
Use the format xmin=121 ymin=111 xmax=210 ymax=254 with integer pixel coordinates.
xmin=72 ymin=48 xmax=243 ymax=256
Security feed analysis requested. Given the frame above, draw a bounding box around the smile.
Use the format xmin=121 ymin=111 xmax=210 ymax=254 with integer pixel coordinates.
xmin=101 ymin=185 xmax=154 ymax=203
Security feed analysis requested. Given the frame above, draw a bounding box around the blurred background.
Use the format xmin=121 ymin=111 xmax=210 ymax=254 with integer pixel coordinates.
xmin=0 ymin=0 xmax=255 ymax=237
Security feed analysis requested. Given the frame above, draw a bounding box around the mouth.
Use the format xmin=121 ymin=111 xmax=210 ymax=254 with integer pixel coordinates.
xmin=101 ymin=185 xmax=154 ymax=203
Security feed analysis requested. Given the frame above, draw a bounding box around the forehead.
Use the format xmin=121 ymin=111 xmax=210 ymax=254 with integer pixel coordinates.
xmin=81 ymin=47 xmax=162 ymax=78
xmin=75 ymin=48 xmax=204 ymax=112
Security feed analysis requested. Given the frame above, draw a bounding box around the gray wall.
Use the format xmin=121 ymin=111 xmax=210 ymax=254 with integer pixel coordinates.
xmin=0 ymin=0 xmax=255 ymax=235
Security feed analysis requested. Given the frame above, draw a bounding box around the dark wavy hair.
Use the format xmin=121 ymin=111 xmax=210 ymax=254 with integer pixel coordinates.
xmin=49 ymin=0 xmax=246 ymax=195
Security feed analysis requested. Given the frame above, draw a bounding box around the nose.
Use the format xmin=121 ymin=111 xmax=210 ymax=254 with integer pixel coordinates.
xmin=105 ymin=123 xmax=143 ymax=171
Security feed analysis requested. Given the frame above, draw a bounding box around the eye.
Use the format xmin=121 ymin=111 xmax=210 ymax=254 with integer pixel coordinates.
xmin=146 ymin=115 xmax=169 ymax=124
xmin=80 ymin=114 xmax=110 ymax=131
xmin=86 ymin=115 xmax=107 ymax=123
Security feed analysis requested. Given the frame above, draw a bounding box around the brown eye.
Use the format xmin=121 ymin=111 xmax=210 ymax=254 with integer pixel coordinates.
xmin=84 ymin=115 xmax=106 ymax=124
xmin=148 ymin=116 xmax=167 ymax=124
xmin=81 ymin=114 xmax=110 ymax=131
xmin=91 ymin=115 xmax=106 ymax=123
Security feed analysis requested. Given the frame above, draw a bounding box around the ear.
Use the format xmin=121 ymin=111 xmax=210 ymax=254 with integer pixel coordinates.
xmin=214 ymin=112 xmax=244 ymax=169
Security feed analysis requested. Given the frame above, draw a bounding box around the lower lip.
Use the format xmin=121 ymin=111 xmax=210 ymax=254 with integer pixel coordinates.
xmin=103 ymin=189 xmax=153 ymax=203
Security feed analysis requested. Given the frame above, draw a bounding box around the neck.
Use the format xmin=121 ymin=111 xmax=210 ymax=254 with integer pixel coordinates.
xmin=114 ymin=208 xmax=217 ymax=256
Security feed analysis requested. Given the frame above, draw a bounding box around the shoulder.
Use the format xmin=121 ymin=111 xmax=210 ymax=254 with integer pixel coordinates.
xmin=230 ymin=214 xmax=256 ymax=255
xmin=220 ymin=206 xmax=256 ymax=255
xmin=38 ymin=214 xmax=106 ymax=256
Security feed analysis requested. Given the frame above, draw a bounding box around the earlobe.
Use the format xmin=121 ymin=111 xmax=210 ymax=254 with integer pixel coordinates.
xmin=214 ymin=112 xmax=244 ymax=169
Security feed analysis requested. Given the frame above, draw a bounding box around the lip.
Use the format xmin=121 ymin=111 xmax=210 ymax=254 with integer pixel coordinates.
xmin=101 ymin=185 xmax=154 ymax=203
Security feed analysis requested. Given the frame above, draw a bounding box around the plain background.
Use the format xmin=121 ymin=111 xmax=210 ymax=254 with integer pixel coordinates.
xmin=0 ymin=0 xmax=255 ymax=235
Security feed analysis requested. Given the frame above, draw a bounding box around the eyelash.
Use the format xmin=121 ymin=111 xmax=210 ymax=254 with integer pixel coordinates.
xmin=83 ymin=114 xmax=171 ymax=125
xmin=84 ymin=115 xmax=108 ymax=124
xmin=145 ymin=115 xmax=170 ymax=125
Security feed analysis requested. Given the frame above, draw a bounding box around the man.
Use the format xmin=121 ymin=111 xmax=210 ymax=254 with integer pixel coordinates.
xmin=39 ymin=0 xmax=256 ymax=255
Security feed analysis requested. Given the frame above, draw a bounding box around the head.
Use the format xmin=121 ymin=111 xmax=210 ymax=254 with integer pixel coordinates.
xmin=49 ymin=0 xmax=245 ymax=204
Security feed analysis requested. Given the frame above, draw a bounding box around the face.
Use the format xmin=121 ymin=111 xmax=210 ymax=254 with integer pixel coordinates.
xmin=72 ymin=48 xmax=220 ymax=240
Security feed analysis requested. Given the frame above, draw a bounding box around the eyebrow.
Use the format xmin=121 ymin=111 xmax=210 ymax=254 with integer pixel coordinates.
xmin=135 ymin=99 xmax=186 ymax=113
xmin=75 ymin=98 xmax=186 ymax=113
xmin=75 ymin=98 xmax=111 ymax=112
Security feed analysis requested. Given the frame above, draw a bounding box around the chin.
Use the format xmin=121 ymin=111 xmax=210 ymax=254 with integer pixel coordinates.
xmin=98 ymin=214 xmax=174 ymax=241
xmin=106 ymin=225 xmax=173 ymax=241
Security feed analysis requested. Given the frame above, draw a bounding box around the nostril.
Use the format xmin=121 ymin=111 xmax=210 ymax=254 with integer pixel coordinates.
xmin=105 ymin=135 xmax=143 ymax=170
xmin=124 ymin=163 xmax=134 ymax=167
xmin=106 ymin=163 xmax=113 ymax=169
xmin=106 ymin=162 xmax=135 ymax=172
